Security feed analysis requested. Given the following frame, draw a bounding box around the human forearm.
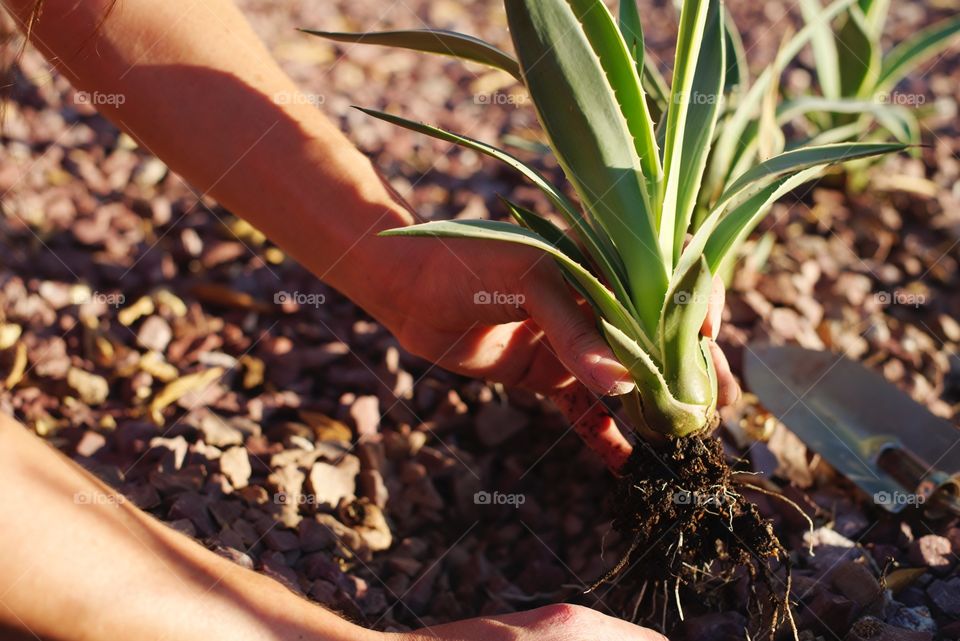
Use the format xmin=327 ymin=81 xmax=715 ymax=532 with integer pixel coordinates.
xmin=0 ymin=415 xmax=378 ymax=641
xmin=3 ymin=0 xmax=417 ymax=322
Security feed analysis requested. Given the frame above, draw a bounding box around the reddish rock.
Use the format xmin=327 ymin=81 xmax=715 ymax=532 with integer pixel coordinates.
xmin=168 ymin=492 xmax=215 ymax=537
xmin=264 ymin=528 xmax=300 ymax=552
xmin=260 ymin=551 xmax=302 ymax=594
xmin=349 ymin=395 xmax=381 ymax=439
xmin=358 ymin=469 xmax=389 ymax=508
xmin=219 ymin=446 xmax=252 ymax=489
xmin=137 ymin=316 xmax=173 ymax=352
xmin=909 ymin=535 xmax=954 ymax=569
xmin=680 ymin=612 xmax=747 ymax=641
xmin=830 ymin=561 xmax=884 ymax=616
xmin=927 ymin=578 xmax=960 ymax=618
xmin=307 ymin=458 xmax=359 ymax=509
xmin=801 ymin=590 xmax=858 ymax=634
xmin=845 ymin=616 xmax=932 ymax=641
xmin=75 ymin=430 xmax=107 ymax=458
xmin=474 ymin=402 xmax=529 ymax=447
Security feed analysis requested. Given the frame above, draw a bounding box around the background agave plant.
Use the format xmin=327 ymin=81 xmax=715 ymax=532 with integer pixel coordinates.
xmin=792 ymin=0 xmax=960 ymax=146
xmin=306 ymin=0 xmax=905 ymax=440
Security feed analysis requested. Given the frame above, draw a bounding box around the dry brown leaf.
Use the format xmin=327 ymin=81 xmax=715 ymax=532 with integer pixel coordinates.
xmin=149 ymin=367 xmax=224 ymax=424
xmin=884 ymin=567 xmax=928 ymax=594
xmin=118 ymin=295 xmax=155 ymax=326
xmin=4 ymin=342 xmax=27 ymax=389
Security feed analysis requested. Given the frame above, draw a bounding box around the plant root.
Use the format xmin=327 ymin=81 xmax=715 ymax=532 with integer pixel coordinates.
xmin=594 ymin=434 xmax=793 ymax=638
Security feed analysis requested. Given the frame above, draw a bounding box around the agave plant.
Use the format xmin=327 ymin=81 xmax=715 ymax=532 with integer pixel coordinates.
xmin=306 ymin=0 xmax=904 ymax=440
xmin=787 ymin=0 xmax=960 ymax=146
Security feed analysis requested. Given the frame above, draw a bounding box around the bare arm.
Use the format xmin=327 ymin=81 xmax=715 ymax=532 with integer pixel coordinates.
xmin=3 ymin=0 xmax=415 ymax=324
xmin=3 ymin=0 xmax=672 ymax=467
xmin=0 ymin=414 xmax=668 ymax=641
xmin=0 ymin=413 xmax=377 ymax=641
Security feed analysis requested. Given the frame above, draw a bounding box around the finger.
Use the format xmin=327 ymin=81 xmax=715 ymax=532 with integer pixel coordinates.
xmin=522 ymin=271 xmax=634 ymax=396
xmin=550 ymin=382 xmax=632 ymax=472
xmin=706 ymin=339 xmax=740 ymax=407
xmin=700 ymin=274 xmax=725 ymax=340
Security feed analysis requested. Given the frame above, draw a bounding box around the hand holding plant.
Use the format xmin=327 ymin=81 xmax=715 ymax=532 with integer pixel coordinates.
xmin=379 ymin=236 xmax=739 ymax=470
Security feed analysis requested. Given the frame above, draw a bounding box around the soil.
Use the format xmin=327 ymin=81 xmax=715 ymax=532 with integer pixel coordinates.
xmin=599 ymin=435 xmax=787 ymax=634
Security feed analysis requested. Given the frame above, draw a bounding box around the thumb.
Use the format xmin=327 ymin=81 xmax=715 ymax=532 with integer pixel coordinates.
xmin=522 ymin=271 xmax=634 ymax=396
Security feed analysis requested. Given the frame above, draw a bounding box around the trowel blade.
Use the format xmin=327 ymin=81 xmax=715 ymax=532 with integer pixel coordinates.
xmin=744 ymin=344 xmax=960 ymax=512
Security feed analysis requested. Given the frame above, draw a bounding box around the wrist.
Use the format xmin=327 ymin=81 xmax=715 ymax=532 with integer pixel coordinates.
xmin=211 ymin=561 xmax=382 ymax=641
xmin=315 ymin=189 xmax=429 ymax=331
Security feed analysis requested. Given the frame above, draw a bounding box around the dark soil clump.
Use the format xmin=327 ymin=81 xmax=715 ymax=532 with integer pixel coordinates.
xmin=593 ymin=435 xmax=789 ymax=631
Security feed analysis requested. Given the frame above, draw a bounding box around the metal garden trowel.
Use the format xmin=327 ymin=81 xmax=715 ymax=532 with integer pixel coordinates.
xmin=744 ymin=344 xmax=960 ymax=517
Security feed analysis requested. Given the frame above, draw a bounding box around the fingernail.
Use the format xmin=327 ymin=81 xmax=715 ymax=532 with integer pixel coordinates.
xmin=606 ymin=379 xmax=636 ymax=396
xmin=587 ymin=355 xmax=635 ymax=396
xmin=709 ymin=308 xmax=721 ymax=340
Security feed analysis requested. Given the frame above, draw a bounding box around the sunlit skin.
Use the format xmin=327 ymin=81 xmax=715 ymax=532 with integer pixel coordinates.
xmin=0 ymin=0 xmax=739 ymax=639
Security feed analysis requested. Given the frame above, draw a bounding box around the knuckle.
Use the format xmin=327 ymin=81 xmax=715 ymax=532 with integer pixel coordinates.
xmin=533 ymin=603 xmax=587 ymax=628
xmin=555 ymin=315 xmax=596 ymax=352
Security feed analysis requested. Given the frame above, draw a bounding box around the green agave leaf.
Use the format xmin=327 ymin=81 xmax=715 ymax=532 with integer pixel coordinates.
xmin=799 ymin=0 xmax=842 ymax=99
xmin=501 ymin=198 xmax=644 ymax=322
xmin=758 ymin=32 xmax=787 ymax=161
xmin=724 ymin=12 xmax=749 ymax=94
xmin=835 ymin=7 xmax=880 ymax=98
xmin=726 ymin=96 xmax=914 ymax=188
xmin=779 ymin=96 xmax=918 ymax=143
xmin=683 ymin=148 xmax=893 ymax=284
xmin=676 ymin=172 xmax=815 ymax=296
xmin=380 ymin=219 xmax=658 ymax=355
xmin=659 ymin=0 xmax=726 ymax=266
xmin=501 ymin=198 xmax=599 ymax=306
xmin=619 ymin=0 xmax=669 ymax=122
xmin=501 ymin=134 xmax=552 ymax=156
xmin=354 ymin=107 xmax=632 ymax=307
xmin=600 ymin=318 xmax=711 ymax=436
xmin=804 ymin=120 xmax=875 ymax=146
xmin=703 ymin=166 xmax=825 ymax=273
xmin=500 ymin=197 xmax=591 ymax=273
xmin=718 ymin=141 xmax=907 ymax=205
xmin=705 ymin=0 xmax=859 ymax=204
xmin=877 ymin=14 xmax=960 ymax=93
xmin=857 ymin=0 xmax=890 ymax=39
xmin=506 ymin=0 xmax=665 ymax=335
xmin=658 ymin=255 xmax=714 ymax=406
xmin=619 ymin=0 xmax=644 ymax=68
xmin=642 ymin=55 xmax=671 ymax=125
xmin=300 ymin=28 xmax=522 ymax=82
